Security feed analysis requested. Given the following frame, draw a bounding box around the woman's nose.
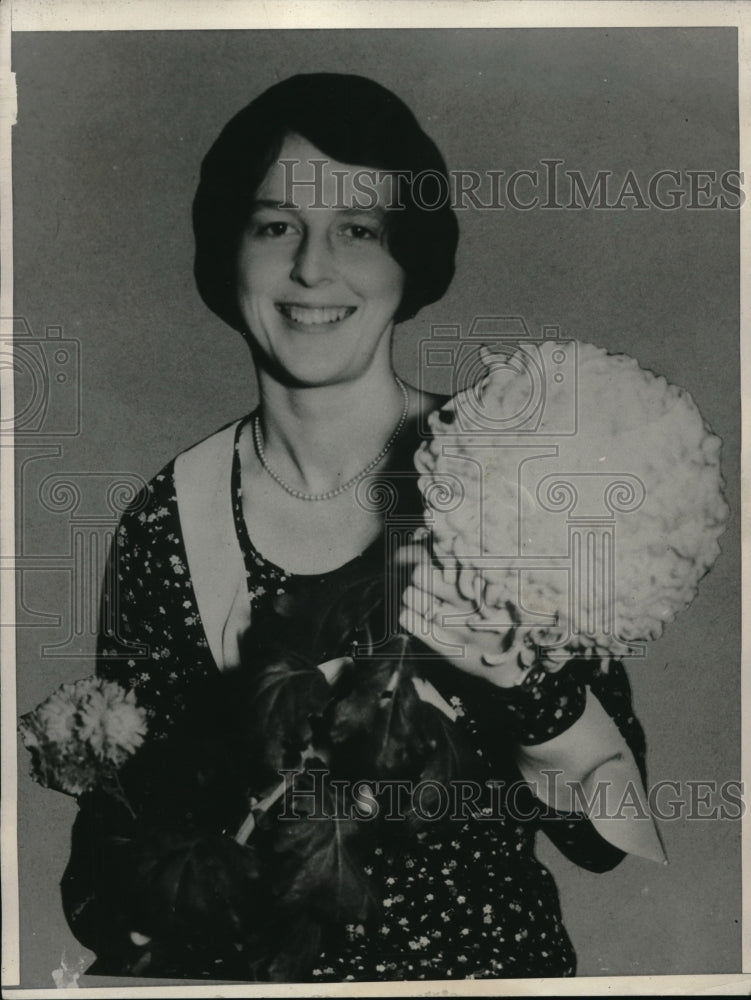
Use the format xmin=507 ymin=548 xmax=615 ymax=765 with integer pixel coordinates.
xmin=290 ymin=231 xmax=334 ymax=287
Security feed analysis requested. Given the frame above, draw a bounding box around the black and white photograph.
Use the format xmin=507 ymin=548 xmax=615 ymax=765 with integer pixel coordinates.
xmin=1 ymin=2 xmax=747 ymax=994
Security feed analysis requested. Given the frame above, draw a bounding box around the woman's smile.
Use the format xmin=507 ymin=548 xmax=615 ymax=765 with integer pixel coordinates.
xmin=275 ymin=303 xmax=358 ymax=328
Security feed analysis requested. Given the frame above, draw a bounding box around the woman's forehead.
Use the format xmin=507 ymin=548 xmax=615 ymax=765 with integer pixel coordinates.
xmin=256 ymin=132 xmax=397 ymax=212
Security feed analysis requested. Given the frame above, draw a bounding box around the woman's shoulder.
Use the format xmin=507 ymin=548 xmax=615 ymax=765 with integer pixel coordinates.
xmin=119 ymin=416 xmax=246 ymax=536
xmin=175 ymin=416 xmax=245 ymax=466
xmin=116 ymin=461 xmax=180 ymax=556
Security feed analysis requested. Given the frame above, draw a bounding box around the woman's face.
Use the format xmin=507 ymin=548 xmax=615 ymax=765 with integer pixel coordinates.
xmin=236 ymin=133 xmax=406 ymax=387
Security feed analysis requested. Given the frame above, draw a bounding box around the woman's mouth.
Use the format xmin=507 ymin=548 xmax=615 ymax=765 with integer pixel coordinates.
xmin=276 ymin=304 xmax=357 ymax=326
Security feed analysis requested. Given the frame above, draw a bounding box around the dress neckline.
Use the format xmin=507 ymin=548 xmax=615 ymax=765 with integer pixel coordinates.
xmin=230 ymin=413 xmax=385 ymax=583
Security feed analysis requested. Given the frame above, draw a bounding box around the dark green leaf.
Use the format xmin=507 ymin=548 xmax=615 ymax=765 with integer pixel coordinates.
xmin=126 ymin=828 xmax=265 ymax=949
xmin=247 ymin=662 xmax=333 ymax=775
xmin=328 ymin=636 xmax=433 ymax=780
xmin=268 ymin=772 xmax=375 ymax=926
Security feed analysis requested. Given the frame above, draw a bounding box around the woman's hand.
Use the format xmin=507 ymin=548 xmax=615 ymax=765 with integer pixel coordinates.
xmin=397 ymin=540 xmax=538 ymax=689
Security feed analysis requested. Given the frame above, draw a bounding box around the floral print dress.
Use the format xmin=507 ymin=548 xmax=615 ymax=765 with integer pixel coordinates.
xmin=69 ymin=414 xmax=647 ymax=983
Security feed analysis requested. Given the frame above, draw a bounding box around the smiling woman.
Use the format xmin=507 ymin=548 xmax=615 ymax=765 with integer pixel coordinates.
xmin=57 ymin=73 xmax=664 ymax=984
xmin=236 ymin=134 xmax=405 ymax=390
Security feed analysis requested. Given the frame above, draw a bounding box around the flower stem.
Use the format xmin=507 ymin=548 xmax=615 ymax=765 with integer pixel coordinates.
xmin=110 ymin=770 xmax=137 ymax=820
xmin=235 ymin=777 xmax=288 ymax=844
xmin=234 ymin=745 xmax=318 ymax=845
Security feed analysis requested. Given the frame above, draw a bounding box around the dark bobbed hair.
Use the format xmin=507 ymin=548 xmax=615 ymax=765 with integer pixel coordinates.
xmin=193 ymin=73 xmax=459 ymax=332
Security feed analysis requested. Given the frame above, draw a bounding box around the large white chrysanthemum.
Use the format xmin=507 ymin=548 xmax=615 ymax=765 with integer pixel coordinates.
xmin=415 ymin=340 xmax=728 ymax=662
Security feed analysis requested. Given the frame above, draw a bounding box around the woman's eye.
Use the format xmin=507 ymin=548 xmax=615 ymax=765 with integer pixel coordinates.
xmin=257 ymin=221 xmax=292 ymax=237
xmin=344 ymin=224 xmax=378 ymax=240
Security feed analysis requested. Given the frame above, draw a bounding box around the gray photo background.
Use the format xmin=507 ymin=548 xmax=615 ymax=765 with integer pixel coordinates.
xmin=11 ymin=28 xmax=740 ymax=985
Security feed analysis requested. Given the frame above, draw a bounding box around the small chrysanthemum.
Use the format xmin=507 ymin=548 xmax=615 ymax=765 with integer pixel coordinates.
xmin=18 ymin=676 xmax=148 ymax=796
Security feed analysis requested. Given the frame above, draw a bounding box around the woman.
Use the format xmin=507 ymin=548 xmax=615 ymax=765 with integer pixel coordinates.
xmin=62 ymin=73 xmax=661 ymax=983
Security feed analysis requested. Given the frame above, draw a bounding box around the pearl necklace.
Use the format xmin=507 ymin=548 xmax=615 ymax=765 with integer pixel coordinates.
xmin=252 ymin=376 xmax=410 ymax=502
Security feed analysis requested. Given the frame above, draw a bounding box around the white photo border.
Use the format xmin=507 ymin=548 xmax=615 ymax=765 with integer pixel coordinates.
xmin=1 ymin=1 xmax=749 ymax=997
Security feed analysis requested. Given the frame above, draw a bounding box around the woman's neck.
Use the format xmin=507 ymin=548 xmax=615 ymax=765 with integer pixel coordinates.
xmin=254 ymin=366 xmax=410 ymax=495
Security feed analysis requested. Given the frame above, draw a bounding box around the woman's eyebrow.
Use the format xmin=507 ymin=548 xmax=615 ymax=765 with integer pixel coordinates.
xmin=250 ymin=198 xmax=297 ymax=212
xmin=339 ymin=206 xmax=387 ymax=219
xmin=341 ymin=205 xmax=386 ymax=215
xmin=249 ymin=200 xmax=387 ymax=220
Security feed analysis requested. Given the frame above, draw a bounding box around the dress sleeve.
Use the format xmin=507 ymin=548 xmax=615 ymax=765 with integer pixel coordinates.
xmin=464 ymin=656 xmax=662 ymax=872
xmin=96 ymin=464 xmax=218 ymax=737
xmin=509 ymin=657 xmax=663 ymax=869
xmin=61 ymin=465 xmax=222 ymax=969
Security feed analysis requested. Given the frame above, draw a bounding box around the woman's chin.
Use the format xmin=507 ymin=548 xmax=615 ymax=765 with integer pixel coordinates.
xmin=262 ymin=356 xmax=363 ymax=390
xmin=257 ymin=339 xmax=388 ymax=390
